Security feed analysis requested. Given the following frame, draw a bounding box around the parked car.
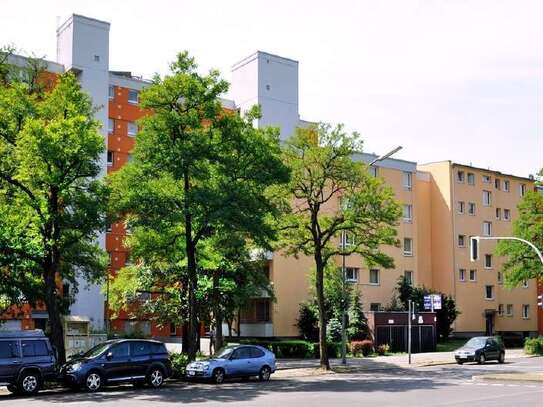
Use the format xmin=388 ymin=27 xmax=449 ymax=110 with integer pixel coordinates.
xmin=0 ymin=329 xmax=58 ymax=395
xmin=60 ymin=339 xmax=172 ymax=392
xmin=454 ymin=336 xmax=505 ymax=364
xmin=186 ymin=345 xmax=276 ymax=384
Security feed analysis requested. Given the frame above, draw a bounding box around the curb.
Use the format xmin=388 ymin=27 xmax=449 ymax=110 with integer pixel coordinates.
xmin=473 ymin=373 xmax=543 ymax=383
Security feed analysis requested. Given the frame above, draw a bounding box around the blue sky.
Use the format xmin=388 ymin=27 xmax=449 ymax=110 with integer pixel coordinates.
xmin=2 ymin=0 xmax=542 ymax=177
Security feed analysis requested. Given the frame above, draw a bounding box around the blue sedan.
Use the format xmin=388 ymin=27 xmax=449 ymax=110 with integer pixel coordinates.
xmin=186 ymin=345 xmax=276 ymax=384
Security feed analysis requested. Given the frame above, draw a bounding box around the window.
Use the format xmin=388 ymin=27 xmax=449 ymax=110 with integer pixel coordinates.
xmin=482 ymin=174 xmax=491 ymax=183
xmin=130 ymin=342 xmax=151 ymax=356
xmin=504 ymin=180 xmax=510 ymax=192
xmin=369 ymin=166 xmax=378 ymax=177
xmin=483 ymin=221 xmax=492 ymax=236
xmin=107 ymin=151 xmax=114 ymax=166
xmin=370 ymin=303 xmax=381 ymax=312
xmin=108 ymin=118 xmax=114 ymax=134
xmin=483 ymin=190 xmax=492 ymax=206
xmin=250 ymin=347 xmax=265 ymax=358
xmin=0 ymin=341 xmax=19 ymax=358
xmin=457 ymin=201 xmax=465 ymax=214
xmin=108 ymin=85 xmax=115 ymax=99
xmin=495 ymin=208 xmax=501 ymax=220
xmin=497 ymin=271 xmax=503 ymax=284
xmin=469 ymin=269 xmax=477 ymax=281
xmin=21 ymin=340 xmax=49 ymax=357
xmin=458 ymin=235 xmax=466 ymax=247
xmin=484 ymin=254 xmax=493 ymax=269
xmin=128 ymin=121 xmax=138 ymax=136
xmin=404 ymin=270 xmax=413 ymax=285
xmin=255 ymin=300 xmax=271 ymax=322
xmin=468 ymin=202 xmax=476 ymax=215
xmin=403 ymin=204 xmax=413 ymax=223
xmin=503 ymin=209 xmax=511 ymax=221
xmin=170 ymin=323 xmax=177 ymax=336
xmin=522 ymin=304 xmax=530 ymax=319
xmin=339 ymin=232 xmax=355 ymax=248
xmin=520 ymin=184 xmax=527 ymax=197
xmin=467 ymin=173 xmax=475 ymax=185
xmin=522 ymin=280 xmax=529 ymax=288
xmin=345 ymin=267 xmax=359 ymax=283
xmin=106 ymin=222 xmax=112 ymax=233
xmin=151 ymin=342 xmax=167 ymax=355
xmin=403 ymin=238 xmax=413 ymax=256
xmin=485 ymin=285 xmax=494 ymax=300
xmin=498 ymin=304 xmax=504 ymax=316
xmin=457 ymin=170 xmax=465 ymax=183
xmin=369 ymin=269 xmax=380 ymax=285
xmin=110 ymin=342 xmax=130 ymax=359
xmin=403 ymin=172 xmax=412 ymax=191
xmin=108 ymin=251 xmax=112 ymax=266
xmin=495 ymin=178 xmax=501 ymax=190
xmin=459 ymin=269 xmax=466 ymax=281
xmin=128 ymin=89 xmax=139 ymax=104
xmin=506 ymin=304 xmax=513 ymax=316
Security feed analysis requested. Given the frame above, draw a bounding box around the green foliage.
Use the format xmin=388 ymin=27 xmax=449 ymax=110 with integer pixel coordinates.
xmin=326 ymin=317 xmax=342 ymax=343
xmin=296 ymin=303 xmax=319 ymax=341
xmin=496 ymin=190 xmax=543 ymax=287
xmin=376 ymin=343 xmax=390 ymax=356
xmin=170 ymin=352 xmax=190 ymax=378
xmin=235 ymin=339 xmax=313 ymax=358
xmin=524 ymin=336 xmax=543 ymax=355
xmin=347 ymin=290 xmax=369 ymax=340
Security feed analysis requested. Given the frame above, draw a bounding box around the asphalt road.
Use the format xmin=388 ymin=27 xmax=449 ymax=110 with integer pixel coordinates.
xmin=2 ymin=357 xmax=543 ymax=406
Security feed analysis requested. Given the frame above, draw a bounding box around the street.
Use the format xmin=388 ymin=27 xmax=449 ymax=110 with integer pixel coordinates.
xmin=2 ymin=356 xmax=543 ymax=406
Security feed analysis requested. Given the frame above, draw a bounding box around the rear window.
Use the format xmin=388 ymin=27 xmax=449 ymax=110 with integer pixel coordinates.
xmin=21 ymin=340 xmax=49 ymax=357
xmin=250 ymin=347 xmax=265 ymax=358
xmin=0 ymin=341 xmax=19 ymax=358
xmin=151 ymin=342 xmax=167 ymax=355
xmin=131 ymin=342 xmax=151 ymax=356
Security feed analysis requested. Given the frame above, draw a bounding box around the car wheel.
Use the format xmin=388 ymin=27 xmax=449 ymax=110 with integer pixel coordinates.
xmin=212 ymin=368 xmax=225 ymax=384
xmin=85 ymin=372 xmax=102 ymax=392
xmin=18 ymin=372 xmax=40 ymax=395
xmin=456 ymin=360 xmax=464 ymax=365
xmin=148 ymin=368 xmax=164 ymax=388
xmin=478 ymin=353 xmax=486 ymax=365
xmin=259 ymin=366 xmax=271 ymax=382
xmin=498 ymin=352 xmax=505 ymax=364
xmin=7 ymin=384 xmax=19 ymax=394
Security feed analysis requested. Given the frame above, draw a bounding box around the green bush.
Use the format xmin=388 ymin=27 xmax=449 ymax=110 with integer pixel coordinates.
xmin=376 ymin=344 xmax=390 ymax=356
xmin=236 ymin=339 xmax=313 ymax=358
xmin=312 ymin=342 xmax=343 ymax=359
xmin=170 ymin=352 xmax=189 ymax=378
xmin=524 ymin=336 xmax=543 ymax=355
xmin=326 ymin=318 xmax=342 ymax=343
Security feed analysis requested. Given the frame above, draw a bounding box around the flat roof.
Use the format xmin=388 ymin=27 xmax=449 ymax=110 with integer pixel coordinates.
xmin=232 ymin=50 xmax=298 ymax=71
xmin=419 ymin=160 xmax=535 ymax=182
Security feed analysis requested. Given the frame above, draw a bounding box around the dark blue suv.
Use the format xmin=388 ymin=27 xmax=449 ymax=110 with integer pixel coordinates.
xmin=61 ymin=339 xmax=172 ymax=392
xmin=0 ymin=330 xmax=57 ymax=395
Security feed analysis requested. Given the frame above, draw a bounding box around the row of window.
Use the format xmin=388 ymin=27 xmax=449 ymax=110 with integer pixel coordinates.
xmin=107 ymin=151 xmax=133 ymax=166
xmin=109 ymin=85 xmax=139 ymax=105
xmin=338 ymin=233 xmax=413 ymax=256
xmin=0 ymin=340 xmax=49 ymax=359
xmin=457 ymin=198 xmax=511 ymax=220
xmin=368 ymin=167 xmax=413 ymax=192
xmin=108 ymin=118 xmax=138 ymax=136
xmin=458 ymin=267 xmax=528 ymax=287
xmin=344 ymin=268 xmax=413 ymax=286
xmin=497 ymin=304 xmax=530 ymax=319
xmin=456 ymin=170 xmax=527 ymax=197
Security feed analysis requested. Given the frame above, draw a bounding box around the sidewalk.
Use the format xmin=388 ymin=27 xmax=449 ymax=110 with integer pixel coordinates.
xmin=275 ymin=349 xmax=530 ymax=377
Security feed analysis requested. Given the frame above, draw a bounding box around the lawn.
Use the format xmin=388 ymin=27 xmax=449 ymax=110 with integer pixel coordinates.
xmin=436 ymin=338 xmax=466 ymax=352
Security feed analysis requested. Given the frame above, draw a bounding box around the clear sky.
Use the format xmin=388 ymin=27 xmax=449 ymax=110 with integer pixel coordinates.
xmin=2 ymin=0 xmax=542 ymax=177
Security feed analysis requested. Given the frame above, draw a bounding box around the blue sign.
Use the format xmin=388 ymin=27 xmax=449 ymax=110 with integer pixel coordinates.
xmin=424 ymin=294 xmax=442 ymax=310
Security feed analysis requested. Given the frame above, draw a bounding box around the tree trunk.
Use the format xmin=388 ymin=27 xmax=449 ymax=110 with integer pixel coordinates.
xmin=212 ymin=270 xmax=224 ymax=351
xmin=315 ymin=250 xmax=330 ymax=370
xmin=236 ymin=309 xmax=241 ymax=338
xmin=43 ymin=270 xmax=66 ymax=364
xmin=227 ymin=320 xmax=232 ymax=338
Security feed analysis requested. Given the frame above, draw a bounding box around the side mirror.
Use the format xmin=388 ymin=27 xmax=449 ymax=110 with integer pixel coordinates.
xmin=106 ymin=351 xmax=113 ymax=360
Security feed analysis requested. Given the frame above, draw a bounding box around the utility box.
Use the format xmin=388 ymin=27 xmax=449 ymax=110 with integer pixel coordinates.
xmin=367 ymin=311 xmax=437 ymax=353
xmin=63 ymin=315 xmax=106 ymax=357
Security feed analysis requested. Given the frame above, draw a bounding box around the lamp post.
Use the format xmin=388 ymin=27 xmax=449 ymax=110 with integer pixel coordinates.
xmin=339 ymin=145 xmax=403 ymax=366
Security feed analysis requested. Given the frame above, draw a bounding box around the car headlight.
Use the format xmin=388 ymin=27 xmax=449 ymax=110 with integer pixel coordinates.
xmin=67 ymin=362 xmax=82 ymax=372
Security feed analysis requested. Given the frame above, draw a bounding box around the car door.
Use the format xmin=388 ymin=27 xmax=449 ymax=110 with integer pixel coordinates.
xmin=21 ymin=339 xmax=54 ymax=375
xmin=228 ymin=347 xmax=252 ymax=377
xmin=249 ymin=347 xmax=265 ymax=374
xmin=485 ymin=339 xmax=498 ymax=359
xmin=102 ymin=342 xmax=131 ymax=382
xmin=0 ymin=340 xmax=21 ymax=383
xmin=129 ymin=341 xmax=151 ymax=380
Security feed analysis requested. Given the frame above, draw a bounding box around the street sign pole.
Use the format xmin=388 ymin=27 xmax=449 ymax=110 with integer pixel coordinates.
xmin=341 ymin=231 xmax=347 ymax=365
xmin=408 ymin=299 xmax=412 ymax=365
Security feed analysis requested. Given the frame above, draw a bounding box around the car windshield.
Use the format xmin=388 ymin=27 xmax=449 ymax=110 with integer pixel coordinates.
xmin=82 ymin=342 xmax=110 ymax=358
xmin=465 ymin=338 xmax=486 ymax=348
xmin=214 ymin=347 xmax=235 ymax=359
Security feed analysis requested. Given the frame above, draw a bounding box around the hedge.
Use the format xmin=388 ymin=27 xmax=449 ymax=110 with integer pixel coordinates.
xmin=524 ymin=336 xmax=543 ymax=355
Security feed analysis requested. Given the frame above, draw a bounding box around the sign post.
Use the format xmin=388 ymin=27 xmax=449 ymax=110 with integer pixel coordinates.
xmin=408 ymin=300 xmax=412 ymax=364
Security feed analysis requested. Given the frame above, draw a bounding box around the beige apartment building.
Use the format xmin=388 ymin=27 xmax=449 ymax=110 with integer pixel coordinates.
xmin=247 ymin=159 xmax=538 ymax=339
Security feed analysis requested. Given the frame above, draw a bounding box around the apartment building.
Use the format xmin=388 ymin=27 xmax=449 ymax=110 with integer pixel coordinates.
xmin=1 ymin=13 xmax=538 ymax=340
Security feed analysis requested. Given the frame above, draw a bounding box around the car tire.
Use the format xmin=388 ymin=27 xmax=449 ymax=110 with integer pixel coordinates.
xmin=85 ymin=371 xmax=103 ymax=392
xmin=212 ymin=368 xmax=225 ymax=384
xmin=456 ymin=360 xmax=464 ymax=365
xmin=498 ymin=352 xmax=505 ymax=364
xmin=258 ymin=366 xmax=271 ymax=382
xmin=7 ymin=384 xmax=19 ymax=394
xmin=478 ymin=353 xmax=486 ymax=365
xmin=17 ymin=371 xmax=40 ymax=395
xmin=147 ymin=368 xmax=164 ymax=389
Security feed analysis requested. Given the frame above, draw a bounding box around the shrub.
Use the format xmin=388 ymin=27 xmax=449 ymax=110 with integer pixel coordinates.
xmin=170 ymin=352 xmax=189 ymax=378
xmin=297 ymin=303 xmax=319 ymax=342
xmin=524 ymin=336 xmax=543 ymax=355
xmin=312 ymin=342 xmax=343 ymax=359
xmin=376 ymin=344 xmax=390 ymax=356
xmin=327 ymin=318 xmax=343 ymax=343
xmin=236 ymin=339 xmax=313 ymax=358
xmin=351 ymin=340 xmax=373 ymax=357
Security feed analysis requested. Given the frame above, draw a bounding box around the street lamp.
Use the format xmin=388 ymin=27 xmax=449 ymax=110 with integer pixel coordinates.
xmin=340 ymin=145 xmax=403 ymax=365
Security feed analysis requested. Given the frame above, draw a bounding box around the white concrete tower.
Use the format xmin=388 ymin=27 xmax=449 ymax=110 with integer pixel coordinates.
xmin=56 ymin=14 xmax=110 ymax=330
xmin=231 ymin=51 xmax=300 ymax=141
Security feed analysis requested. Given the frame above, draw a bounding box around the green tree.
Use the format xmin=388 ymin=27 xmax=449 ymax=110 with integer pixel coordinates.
xmin=0 ymin=63 xmax=108 ymax=363
xmin=109 ymin=51 xmax=289 ymax=360
xmin=496 ymin=184 xmax=543 ymax=287
xmin=347 ymin=290 xmax=369 ymax=340
xmin=279 ymin=124 xmax=401 ymax=369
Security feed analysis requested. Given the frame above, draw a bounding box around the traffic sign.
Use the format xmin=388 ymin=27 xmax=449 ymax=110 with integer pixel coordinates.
xmin=424 ymin=294 xmax=442 ymax=310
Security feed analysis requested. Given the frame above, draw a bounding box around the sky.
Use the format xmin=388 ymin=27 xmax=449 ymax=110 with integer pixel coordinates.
xmin=1 ymin=0 xmax=542 ymax=177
